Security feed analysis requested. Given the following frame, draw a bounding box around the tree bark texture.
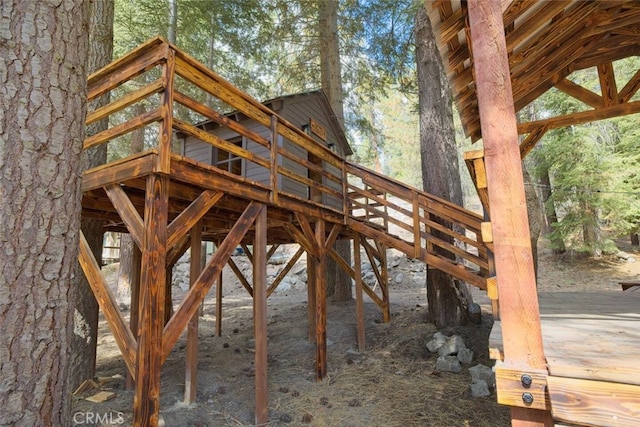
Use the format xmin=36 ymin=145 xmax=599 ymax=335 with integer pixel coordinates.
xmin=523 ymin=168 xmax=542 ymax=280
xmin=70 ymin=0 xmax=115 ymax=391
xmin=415 ymin=7 xmax=470 ymax=327
xmin=0 ymin=1 xmax=90 ymax=426
xmin=318 ymin=0 xmax=351 ymax=301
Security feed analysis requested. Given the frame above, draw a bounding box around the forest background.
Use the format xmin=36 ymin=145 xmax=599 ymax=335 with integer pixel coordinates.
xmin=112 ymin=0 xmax=640 ymax=256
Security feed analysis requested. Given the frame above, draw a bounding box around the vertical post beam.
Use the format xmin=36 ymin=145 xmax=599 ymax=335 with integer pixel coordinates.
xmin=468 ymin=1 xmax=552 ymax=425
xmin=133 ymin=174 xmax=169 ymax=427
xmin=353 ymin=237 xmax=365 ymax=352
xmin=127 ymin=244 xmax=142 ymax=391
xmin=306 ymin=251 xmax=316 ymax=342
xmin=184 ymin=221 xmax=202 ymax=404
xmin=314 ymin=218 xmax=327 ymax=380
xmin=158 ymin=47 xmax=175 ymax=174
xmin=253 ymin=205 xmax=269 ymax=425
xmin=216 ymin=268 xmax=223 ymax=337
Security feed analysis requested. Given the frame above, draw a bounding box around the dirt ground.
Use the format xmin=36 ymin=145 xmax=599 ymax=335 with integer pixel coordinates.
xmin=72 ymin=237 xmax=640 ymax=427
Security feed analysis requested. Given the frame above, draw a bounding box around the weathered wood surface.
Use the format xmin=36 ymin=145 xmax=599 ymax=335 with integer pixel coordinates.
xmin=426 ymin=1 xmax=640 ymax=147
xmin=491 ymin=291 xmax=640 ymax=386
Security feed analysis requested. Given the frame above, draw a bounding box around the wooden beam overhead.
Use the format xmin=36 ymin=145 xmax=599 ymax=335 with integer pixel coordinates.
xmin=555 ymin=79 xmax=603 ymax=109
xmin=518 ymin=100 xmax=640 ymax=134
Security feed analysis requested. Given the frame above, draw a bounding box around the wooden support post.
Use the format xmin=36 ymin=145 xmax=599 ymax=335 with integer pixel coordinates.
xmin=377 ymin=241 xmax=390 ymax=323
xmin=353 ymin=236 xmax=365 ymax=352
xmin=216 ymin=266 xmax=223 ymax=337
xmin=158 ymin=47 xmax=175 ymax=174
xmin=314 ymin=218 xmax=327 ymax=380
xmin=306 ymin=251 xmax=316 ymax=343
xmin=184 ymin=221 xmax=202 ymax=404
xmin=253 ymin=205 xmax=268 ymax=425
xmin=133 ymin=174 xmax=169 ymax=427
xmin=164 ymin=266 xmax=173 ymax=325
xmin=468 ymin=1 xmax=552 ymax=425
xmin=127 ymin=244 xmax=142 ymax=391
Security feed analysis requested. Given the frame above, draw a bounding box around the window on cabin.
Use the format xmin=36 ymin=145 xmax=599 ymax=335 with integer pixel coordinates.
xmin=214 ymin=136 xmax=243 ymax=175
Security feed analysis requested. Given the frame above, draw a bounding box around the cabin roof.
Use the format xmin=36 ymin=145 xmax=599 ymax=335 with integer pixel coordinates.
xmin=262 ymin=89 xmax=353 ymax=156
xmin=426 ymin=1 xmax=640 ymax=151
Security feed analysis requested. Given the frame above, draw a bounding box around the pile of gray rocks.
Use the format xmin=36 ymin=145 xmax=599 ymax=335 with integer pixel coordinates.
xmin=426 ymin=332 xmax=495 ymax=398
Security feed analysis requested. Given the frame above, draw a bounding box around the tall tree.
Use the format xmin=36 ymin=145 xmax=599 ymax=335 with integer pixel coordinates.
xmin=415 ymin=6 xmax=471 ymax=327
xmin=70 ymin=0 xmax=115 ymax=391
xmin=0 ymin=1 xmax=90 ymax=425
xmin=318 ymin=0 xmax=351 ymax=301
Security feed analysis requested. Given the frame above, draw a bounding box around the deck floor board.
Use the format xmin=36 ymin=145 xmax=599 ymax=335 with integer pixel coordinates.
xmin=491 ymin=291 xmax=640 ymax=386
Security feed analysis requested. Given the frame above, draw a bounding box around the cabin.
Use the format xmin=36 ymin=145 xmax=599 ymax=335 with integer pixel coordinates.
xmin=178 ymin=90 xmax=352 ymax=210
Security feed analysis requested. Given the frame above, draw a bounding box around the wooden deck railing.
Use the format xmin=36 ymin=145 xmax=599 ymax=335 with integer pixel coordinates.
xmin=83 ymin=37 xmax=490 ymax=289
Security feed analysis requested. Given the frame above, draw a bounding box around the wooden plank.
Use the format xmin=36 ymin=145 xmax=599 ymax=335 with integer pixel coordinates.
xmin=82 ymin=151 xmax=156 ymax=192
xmin=253 ymin=205 xmax=268 ymax=425
xmin=184 ymin=221 xmax=202 ymax=404
xmin=467 ymin=3 xmax=551 ymax=423
xmin=555 ymin=78 xmax=603 ymax=109
xmin=173 ymin=119 xmax=270 ymax=170
xmin=227 ymin=257 xmax=253 ymax=297
xmin=167 ymin=190 xmax=223 ymax=249
xmin=618 ymin=66 xmax=640 ymax=103
xmin=306 ymin=251 xmax=316 ymax=343
xmin=295 ymin=213 xmax=321 ymax=256
xmin=88 ymin=39 xmax=166 ymax=100
xmin=495 ymin=361 xmax=550 ymax=411
xmin=353 ymin=237 xmax=365 ymax=351
xmin=547 ymin=376 xmax=640 ymax=427
xmin=518 ymin=100 xmax=640 ymax=134
xmin=84 ymin=108 xmax=162 ymax=150
xmin=87 ymin=79 xmax=164 ymax=126
xmin=105 ymin=184 xmax=144 ymax=250
xmin=598 ymin=62 xmax=619 ymax=107
xmin=127 ymin=244 xmax=142 ymax=390
xmin=173 ymin=91 xmax=270 ymax=148
xmin=158 ymin=47 xmax=175 ymax=174
xmin=519 ymin=126 xmax=549 ymax=159
xmin=174 ymin=54 xmax=272 ymax=127
xmin=162 ymin=202 xmax=263 ymax=362
xmin=267 ymin=246 xmax=304 ymax=297
xmin=133 ymin=174 xmax=169 ymax=427
xmin=314 ymin=218 xmax=327 ymax=380
xmin=412 ymin=192 xmax=421 ymax=258
xmin=78 ymin=231 xmax=137 ymax=378
xmin=216 ymin=267 xmax=222 ymax=337
xmin=270 ymin=116 xmax=279 ymax=204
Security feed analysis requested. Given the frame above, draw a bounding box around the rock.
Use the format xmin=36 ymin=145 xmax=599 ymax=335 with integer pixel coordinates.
xmin=409 ymin=263 xmax=424 ymax=272
xmin=389 ymin=257 xmax=401 ymax=268
xmin=438 ymin=335 xmax=466 ymax=356
xmin=469 ymin=364 xmax=495 ymax=388
xmin=435 ymin=355 xmax=462 ymax=373
xmin=470 ymin=379 xmax=491 ymax=397
xmin=394 ymin=273 xmax=404 ymax=284
xmin=457 ymin=347 xmax=474 ymax=364
xmin=628 ymin=256 xmax=636 ymax=263
xmin=426 ymin=332 xmax=448 ymax=353
xmin=293 ymin=264 xmax=306 ymax=275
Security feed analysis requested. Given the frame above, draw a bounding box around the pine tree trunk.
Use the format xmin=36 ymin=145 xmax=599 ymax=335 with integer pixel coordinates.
xmin=523 ymin=168 xmax=542 ymax=279
xmin=0 ymin=2 xmax=89 ymax=425
xmin=70 ymin=0 xmax=114 ymax=392
xmin=538 ymin=162 xmax=566 ymax=254
xmin=318 ymin=0 xmax=351 ymax=301
xmin=415 ymin=8 xmax=471 ymax=327
xmin=631 ymin=233 xmax=639 ymax=246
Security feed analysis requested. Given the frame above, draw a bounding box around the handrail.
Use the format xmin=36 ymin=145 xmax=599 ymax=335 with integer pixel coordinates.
xmin=82 ymin=37 xmax=490 ymax=288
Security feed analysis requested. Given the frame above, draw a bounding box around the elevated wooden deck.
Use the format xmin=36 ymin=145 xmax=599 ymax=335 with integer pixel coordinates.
xmin=79 ymin=37 xmax=493 ymax=426
xmin=490 ymin=292 xmax=640 ymax=427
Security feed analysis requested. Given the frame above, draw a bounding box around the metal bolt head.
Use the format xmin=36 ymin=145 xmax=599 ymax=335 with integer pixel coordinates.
xmin=522 ymin=392 xmax=534 ymax=404
xmin=520 ymin=374 xmax=533 ymax=388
